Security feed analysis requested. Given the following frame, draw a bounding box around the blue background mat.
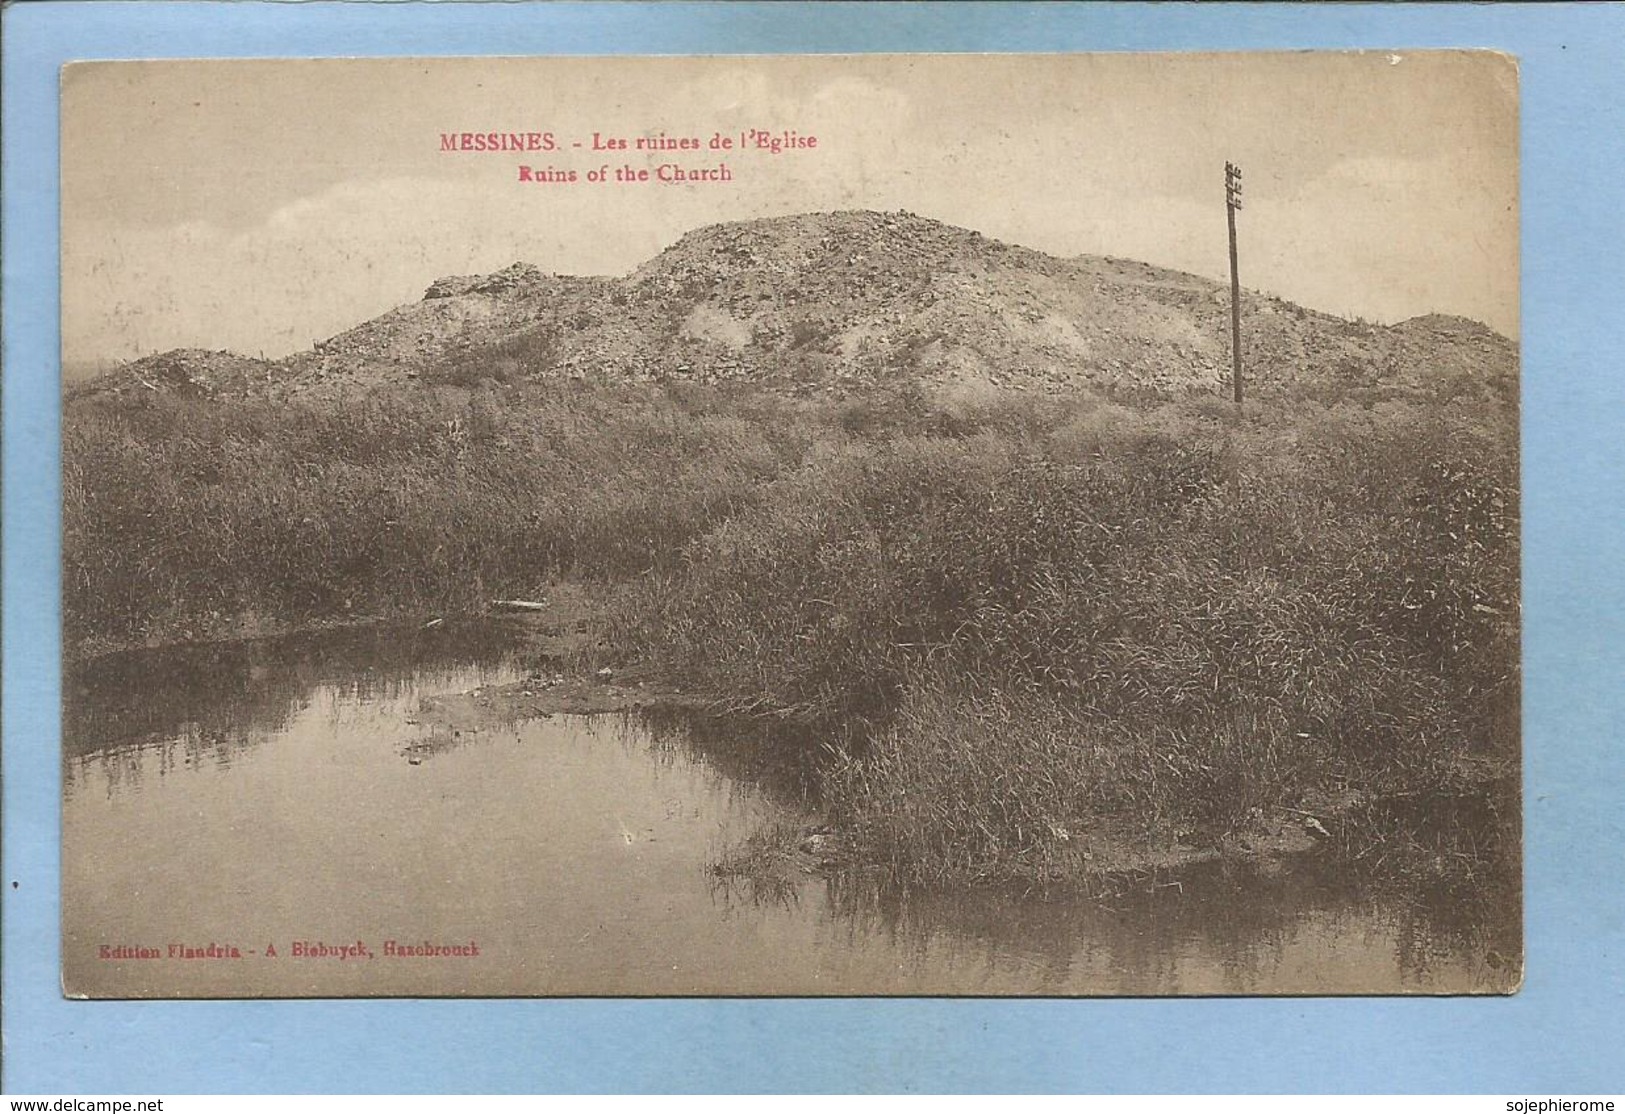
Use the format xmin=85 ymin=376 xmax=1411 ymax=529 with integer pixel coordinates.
xmin=6 ymin=1 xmax=1623 ymax=1093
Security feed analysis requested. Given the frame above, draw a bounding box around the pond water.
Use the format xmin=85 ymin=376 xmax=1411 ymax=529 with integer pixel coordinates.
xmin=62 ymin=620 xmax=1520 ymax=997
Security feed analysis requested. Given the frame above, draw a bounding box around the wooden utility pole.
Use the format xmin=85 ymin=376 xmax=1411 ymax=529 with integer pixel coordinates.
xmin=1225 ymin=160 xmax=1244 ymax=405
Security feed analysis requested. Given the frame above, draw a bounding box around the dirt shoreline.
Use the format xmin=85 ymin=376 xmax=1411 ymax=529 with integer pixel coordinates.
xmin=414 ymin=664 xmax=716 ymax=723
xmin=64 ymin=580 xmax=616 ymax=665
xmin=414 ymin=661 xmax=1512 ymax=892
xmin=410 ymin=662 xmax=1360 ymax=884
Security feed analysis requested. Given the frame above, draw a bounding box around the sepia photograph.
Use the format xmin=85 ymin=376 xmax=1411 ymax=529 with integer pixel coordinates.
xmin=60 ymin=52 xmax=1520 ymax=998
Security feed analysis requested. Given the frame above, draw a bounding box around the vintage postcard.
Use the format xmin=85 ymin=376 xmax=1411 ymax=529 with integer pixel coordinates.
xmin=61 ymin=52 xmax=1519 ymax=998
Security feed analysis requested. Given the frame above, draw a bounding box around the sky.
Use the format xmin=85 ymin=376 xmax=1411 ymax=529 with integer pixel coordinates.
xmin=60 ymin=52 xmax=1518 ymax=368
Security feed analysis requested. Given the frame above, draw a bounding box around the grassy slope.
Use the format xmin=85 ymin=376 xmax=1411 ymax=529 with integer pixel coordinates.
xmin=64 ymin=378 xmax=1518 ymax=887
xmin=63 ymin=382 xmax=810 ymax=653
xmin=617 ymin=389 xmax=1517 ymax=885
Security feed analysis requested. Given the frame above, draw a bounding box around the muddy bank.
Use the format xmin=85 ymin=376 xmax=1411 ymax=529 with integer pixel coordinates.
xmin=414 ymin=663 xmax=715 ymax=724
xmin=65 ymin=580 xmax=616 ymax=665
xmin=70 ymin=586 xmax=1513 ymax=896
xmin=709 ymin=799 xmax=1341 ymax=897
xmin=412 ymin=662 xmax=1426 ymax=886
xmin=66 ymin=609 xmax=405 ymax=665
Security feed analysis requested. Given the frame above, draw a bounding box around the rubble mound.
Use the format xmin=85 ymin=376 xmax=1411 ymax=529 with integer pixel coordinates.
xmin=268 ymin=269 xmax=618 ymax=394
xmin=1385 ymin=314 xmax=1519 ymax=401
xmin=422 ymin=274 xmax=484 ymax=300
xmin=607 ymin=209 xmax=1235 ymax=391
xmin=424 ymin=262 xmax=550 ymax=300
xmin=69 ymin=348 xmax=276 ymax=400
xmin=77 ymin=210 xmax=1517 ymax=404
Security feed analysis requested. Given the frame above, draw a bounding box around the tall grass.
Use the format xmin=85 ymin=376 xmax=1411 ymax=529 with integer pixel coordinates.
xmin=65 ymin=376 xmax=1518 ymax=886
xmin=620 ymin=392 xmax=1518 ymax=883
xmin=63 ymin=381 xmax=811 ymax=652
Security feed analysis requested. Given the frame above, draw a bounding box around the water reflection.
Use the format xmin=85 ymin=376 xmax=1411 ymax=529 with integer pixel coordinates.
xmin=63 ymin=619 xmax=532 ymax=793
xmin=638 ymin=707 xmax=828 ymax=809
xmin=62 ymin=623 xmax=1519 ymax=997
xmin=810 ymin=851 xmax=1519 ymax=995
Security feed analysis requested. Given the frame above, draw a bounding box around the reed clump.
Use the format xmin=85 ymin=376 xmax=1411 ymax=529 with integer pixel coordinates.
xmin=623 ymin=392 xmax=1517 ymax=883
xmin=66 ymin=375 xmax=1517 ymax=885
xmin=63 ymin=381 xmax=811 ymax=653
